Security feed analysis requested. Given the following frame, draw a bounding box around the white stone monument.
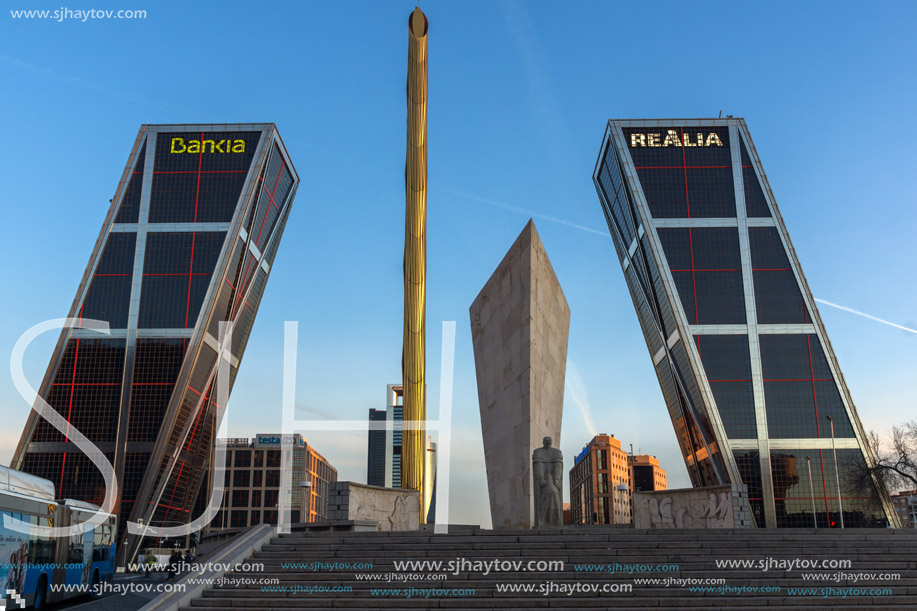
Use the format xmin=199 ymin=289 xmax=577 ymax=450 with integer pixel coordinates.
xmin=470 ymin=220 xmax=570 ymax=529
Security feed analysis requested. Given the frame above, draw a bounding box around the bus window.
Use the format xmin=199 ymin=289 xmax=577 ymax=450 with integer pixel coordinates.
xmin=28 ymin=515 xmax=54 ymax=564
xmin=68 ymin=531 xmax=83 ymax=563
xmin=93 ymin=524 xmax=112 ymax=562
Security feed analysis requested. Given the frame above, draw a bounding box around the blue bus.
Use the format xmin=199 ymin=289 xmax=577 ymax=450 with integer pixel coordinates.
xmin=0 ymin=465 xmax=116 ymax=609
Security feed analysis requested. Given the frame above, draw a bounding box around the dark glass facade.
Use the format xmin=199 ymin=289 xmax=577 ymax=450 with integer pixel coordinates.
xmin=593 ymin=119 xmax=895 ymax=528
xmin=13 ymin=124 xmax=299 ymax=563
xmin=366 ymin=409 xmax=387 ymax=487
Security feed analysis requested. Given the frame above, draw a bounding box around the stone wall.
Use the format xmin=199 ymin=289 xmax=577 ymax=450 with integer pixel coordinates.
xmin=326 ymin=482 xmax=420 ymax=531
xmin=633 ymin=484 xmax=752 ymax=529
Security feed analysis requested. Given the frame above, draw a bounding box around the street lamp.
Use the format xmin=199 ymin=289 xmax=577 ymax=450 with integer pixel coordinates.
xmin=616 ymin=478 xmax=630 ymax=525
xmin=827 ymin=416 xmax=844 ymax=528
xmin=299 ymin=480 xmax=312 ymax=524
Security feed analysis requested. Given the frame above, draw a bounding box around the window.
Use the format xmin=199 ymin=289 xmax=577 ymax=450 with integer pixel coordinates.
xmin=266 ymin=470 xmax=280 ymax=487
xmin=266 ymin=451 xmax=280 ymax=467
xmin=233 ymin=470 xmax=250 ymax=487
xmin=29 ymin=515 xmax=54 ymax=564
xmin=597 ymin=473 xmax=608 ymax=494
xmin=264 ymin=490 xmax=278 ymax=508
xmin=231 ymin=490 xmax=249 ymax=508
xmin=230 ymin=510 xmax=247 ymax=528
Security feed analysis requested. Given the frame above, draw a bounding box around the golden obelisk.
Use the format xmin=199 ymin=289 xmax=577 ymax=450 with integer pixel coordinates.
xmin=402 ymin=6 xmax=427 ymax=518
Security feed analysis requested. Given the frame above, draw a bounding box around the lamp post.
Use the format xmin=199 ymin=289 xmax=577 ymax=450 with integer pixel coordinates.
xmin=616 ymin=478 xmax=630 ymax=525
xmin=299 ymin=480 xmax=311 ymax=524
xmin=827 ymin=416 xmax=844 ymax=528
xmin=806 ymin=456 xmax=817 ymax=528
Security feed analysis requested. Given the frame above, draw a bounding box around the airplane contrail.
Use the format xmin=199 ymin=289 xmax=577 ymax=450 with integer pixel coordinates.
xmin=815 ymin=298 xmax=917 ymax=335
xmin=440 ymin=186 xmax=914 ymax=337
xmin=438 ymin=187 xmax=608 ymax=236
xmin=565 ymin=361 xmax=598 ymax=438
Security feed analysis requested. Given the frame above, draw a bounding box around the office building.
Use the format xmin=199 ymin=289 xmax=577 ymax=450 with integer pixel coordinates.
xmin=891 ymin=491 xmax=916 ymax=528
xmin=12 ymin=124 xmax=300 ymax=564
xmin=366 ymin=409 xmax=388 ymax=487
xmin=366 ymin=385 xmax=404 ymax=489
xmin=569 ymin=434 xmax=632 ymax=525
xmin=629 ymin=454 xmax=668 ymax=493
xmin=213 ymin=434 xmax=337 ymax=529
xmin=592 ymin=118 xmax=896 ymax=527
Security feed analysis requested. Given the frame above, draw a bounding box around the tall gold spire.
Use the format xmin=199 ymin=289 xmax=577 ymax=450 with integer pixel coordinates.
xmin=402 ymin=6 xmax=428 ymax=517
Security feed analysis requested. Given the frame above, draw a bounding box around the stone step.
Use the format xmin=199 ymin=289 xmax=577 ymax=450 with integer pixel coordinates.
xmin=185 ymin=598 xmax=917 ymax=609
xmin=205 ymin=580 xmax=917 ymax=592
xmin=270 ymin=536 xmax=917 ymax=544
xmin=260 ymin=539 xmax=917 ymax=553
xmin=171 ymin=528 xmax=917 ymax=610
xmin=250 ymin=551 xmax=916 ymax=562
xmin=184 ymin=608 xmax=917 ymax=611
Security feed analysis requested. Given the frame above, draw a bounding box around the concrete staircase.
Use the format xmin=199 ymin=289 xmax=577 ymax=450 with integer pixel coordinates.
xmin=182 ymin=528 xmax=917 ymax=609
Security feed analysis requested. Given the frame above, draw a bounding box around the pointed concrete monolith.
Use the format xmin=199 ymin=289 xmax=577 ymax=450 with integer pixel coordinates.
xmin=469 ymin=220 xmax=570 ymax=529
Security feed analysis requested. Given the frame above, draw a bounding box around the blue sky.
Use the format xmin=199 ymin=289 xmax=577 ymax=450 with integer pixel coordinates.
xmin=1 ymin=1 xmax=915 ymax=527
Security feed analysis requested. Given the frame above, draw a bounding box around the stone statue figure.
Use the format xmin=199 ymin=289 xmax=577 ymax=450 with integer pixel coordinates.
xmin=532 ymin=436 xmax=563 ymax=527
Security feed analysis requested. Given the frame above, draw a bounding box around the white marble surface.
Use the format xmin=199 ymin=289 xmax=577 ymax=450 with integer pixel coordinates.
xmin=634 ymin=483 xmax=752 ymax=529
xmin=327 ymin=482 xmax=421 ymax=531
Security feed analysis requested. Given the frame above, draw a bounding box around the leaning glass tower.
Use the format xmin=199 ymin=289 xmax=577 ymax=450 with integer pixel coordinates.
xmin=13 ymin=124 xmax=299 ymax=562
xmin=593 ymin=118 xmax=896 ymax=528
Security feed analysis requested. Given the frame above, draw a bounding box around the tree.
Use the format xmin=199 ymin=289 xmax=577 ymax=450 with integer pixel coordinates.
xmin=855 ymin=420 xmax=917 ymax=497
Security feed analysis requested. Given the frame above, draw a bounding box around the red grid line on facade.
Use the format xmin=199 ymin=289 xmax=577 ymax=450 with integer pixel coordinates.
xmin=184 ymin=132 xmax=204 ymax=329
xmin=59 ymin=336 xmax=81 ymax=493
xmin=95 ymin=273 xmax=212 ymax=277
xmin=233 ymin=158 xmax=286 ymax=318
xmin=152 ymin=170 xmax=247 ymax=174
xmin=635 ymin=166 xmax=732 ymax=169
xmin=688 ymin=228 xmax=698 ymax=324
xmin=806 ymin=335 xmax=822 ymax=438
xmin=157 ymin=460 xmax=186 ymax=544
xmin=254 ymin=159 xmax=286 ymax=247
xmin=676 ymin=269 xmax=796 ymax=276
xmin=151 ymin=502 xmax=189 ymax=513
xmin=53 ymin=382 xmax=118 ymax=386
xmin=672 ymin=268 xmax=741 ymax=273
xmin=806 ymin=334 xmax=834 ymax=522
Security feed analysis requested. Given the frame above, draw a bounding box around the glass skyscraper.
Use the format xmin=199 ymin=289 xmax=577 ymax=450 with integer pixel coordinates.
xmin=12 ymin=124 xmax=299 ymax=562
xmin=593 ymin=118 xmax=896 ymax=528
xmin=365 ymin=384 xmax=404 ymax=488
